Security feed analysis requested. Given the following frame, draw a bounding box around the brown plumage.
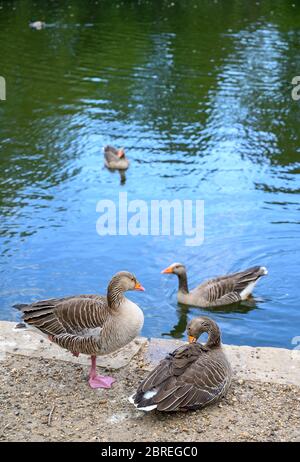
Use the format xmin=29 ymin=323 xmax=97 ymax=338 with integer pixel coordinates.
xmin=130 ymin=317 xmax=231 ymax=412
xmin=14 ymin=272 xmax=145 ymax=388
xmin=104 ymin=145 xmax=129 ymax=170
xmin=162 ymin=263 xmax=268 ymax=307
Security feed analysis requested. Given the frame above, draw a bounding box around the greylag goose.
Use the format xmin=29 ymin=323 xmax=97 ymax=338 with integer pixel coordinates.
xmin=104 ymin=145 xmax=129 ymax=170
xmin=14 ymin=271 xmax=145 ymax=389
xmin=162 ymin=263 xmax=267 ymax=308
xmin=130 ymin=316 xmax=231 ymax=412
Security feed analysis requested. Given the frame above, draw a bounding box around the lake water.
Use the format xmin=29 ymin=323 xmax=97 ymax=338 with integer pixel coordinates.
xmin=0 ymin=0 xmax=299 ymax=349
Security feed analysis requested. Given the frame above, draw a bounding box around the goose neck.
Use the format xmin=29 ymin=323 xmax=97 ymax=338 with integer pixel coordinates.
xmin=205 ymin=324 xmax=221 ymax=349
xmin=107 ymin=280 xmax=125 ymax=310
xmin=178 ymin=271 xmax=189 ymax=294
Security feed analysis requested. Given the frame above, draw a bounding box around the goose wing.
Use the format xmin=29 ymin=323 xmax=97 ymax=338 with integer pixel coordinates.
xmin=132 ymin=343 xmax=230 ymax=412
xmin=195 ymin=266 xmax=267 ymax=306
xmin=104 ymin=145 xmax=118 ymax=163
xmin=14 ymin=295 xmax=109 ymax=353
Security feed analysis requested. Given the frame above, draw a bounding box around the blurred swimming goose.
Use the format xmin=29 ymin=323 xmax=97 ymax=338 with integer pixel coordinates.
xmin=29 ymin=21 xmax=45 ymax=30
xmin=130 ymin=316 xmax=231 ymax=412
xmin=14 ymin=271 xmax=145 ymax=389
xmin=162 ymin=263 xmax=268 ymax=307
xmin=104 ymin=145 xmax=129 ymax=170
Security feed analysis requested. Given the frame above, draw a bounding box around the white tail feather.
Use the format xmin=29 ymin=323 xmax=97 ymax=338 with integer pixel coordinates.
xmin=240 ymin=281 xmax=258 ymax=300
xmin=128 ymin=389 xmax=158 ymax=412
xmin=240 ymin=267 xmax=267 ymax=300
xmin=135 ymin=404 xmax=157 ymax=412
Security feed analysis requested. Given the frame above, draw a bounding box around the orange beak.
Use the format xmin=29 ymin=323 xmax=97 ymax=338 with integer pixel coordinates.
xmin=161 ymin=265 xmax=173 ymax=274
xmin=134 ymin=281 xmax=145 ymax=292
xmin=117 ymin=149 xmax=125 ymax=158
xmin=188 ymin=335 xmax=197 ymax=344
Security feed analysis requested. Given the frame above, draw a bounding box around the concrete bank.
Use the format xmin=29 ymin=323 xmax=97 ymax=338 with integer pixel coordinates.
xmin=0 ymin=321 xmax=299 ymax=442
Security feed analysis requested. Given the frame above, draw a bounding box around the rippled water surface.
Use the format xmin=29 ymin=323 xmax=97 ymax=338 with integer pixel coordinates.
xmin=0 ymin=0 xmax=300 ymax=348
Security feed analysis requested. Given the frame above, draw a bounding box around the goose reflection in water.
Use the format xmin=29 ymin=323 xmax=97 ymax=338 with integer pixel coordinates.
xmin=105 ymin=167 xmax=127 ymax=185
xmin=163 ymin=297 xmax=259 ymax=340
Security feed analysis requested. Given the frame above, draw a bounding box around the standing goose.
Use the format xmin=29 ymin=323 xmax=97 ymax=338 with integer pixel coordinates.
xmin=14 ymin=271 xmax=145 ymax=389
xmin=161 ymin=263 xmax=268 ymax=308
xmin=104 ymin=145 xmax=129 ymax=170
xmin=130 ymin=316 xmax=231 ymax=412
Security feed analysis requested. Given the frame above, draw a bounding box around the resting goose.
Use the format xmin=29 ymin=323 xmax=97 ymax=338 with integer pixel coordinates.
xmin=104 ymin=145 xmax=129 ymax=170
xmin=14 ymin=271 xmax=145 ymax=389
xmin=162 ymin=263 xmax=268 ymax=307
xmin=130 ymin=316 xmax=231 ymax=412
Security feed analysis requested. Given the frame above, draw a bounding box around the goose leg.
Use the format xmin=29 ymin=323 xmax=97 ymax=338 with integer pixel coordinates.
xmin=88 ymin=355 xmax=116 ymax=389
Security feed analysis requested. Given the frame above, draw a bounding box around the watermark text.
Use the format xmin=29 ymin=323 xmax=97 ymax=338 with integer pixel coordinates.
xmin=291 ymin=76 xmax=300 ymax=101
xmin=291 ymin=336 xmax=300 ymax=350
xmin=0 ymin=76 xmax=6 ymax=101
xmin=96 ymin=193 xmax=204 ymax=246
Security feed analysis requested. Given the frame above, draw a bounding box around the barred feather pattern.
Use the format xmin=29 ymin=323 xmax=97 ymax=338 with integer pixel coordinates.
xmin=177 ymin=266 xmax=267 ymax=307
xmin=13 ymin=276 xmax=136 ymax=355
xmin=132 ymin=320 xmax=232 ymax=412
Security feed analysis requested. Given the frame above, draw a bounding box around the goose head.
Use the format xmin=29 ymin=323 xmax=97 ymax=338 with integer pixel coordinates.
xmin=187 ymin=317 xmax=220 ymax=345
xmin=108 ymin=271 xmax=145 ymax=293
xmin=161 ymin=262 xmax=186 ymax=276
xmin=117 ymin=147 xmax=125 ymax=159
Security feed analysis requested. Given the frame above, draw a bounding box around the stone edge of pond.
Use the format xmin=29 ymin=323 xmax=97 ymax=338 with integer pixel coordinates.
xmin=0 ymin=321 xmax=299 ymax=387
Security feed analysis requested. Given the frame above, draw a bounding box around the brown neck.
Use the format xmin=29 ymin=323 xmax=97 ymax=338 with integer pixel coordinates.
xmin=205 ymin=322 xmax=221 ymax=349
xmin=178 ymin=271 xmax=189 ymax=294
xmin=107 ymin=278 xmax=125 ymax=311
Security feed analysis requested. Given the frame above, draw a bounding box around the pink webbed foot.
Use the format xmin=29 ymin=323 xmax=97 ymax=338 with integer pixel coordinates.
xmin=88 ymin=355 xmax=115 ymax=389
xmin=88 ymin=375 xmax=116 ymax=389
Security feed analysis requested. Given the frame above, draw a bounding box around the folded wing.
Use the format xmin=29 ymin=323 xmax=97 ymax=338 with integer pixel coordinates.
xmin=132 ymin=343 xmax=230 ymax=412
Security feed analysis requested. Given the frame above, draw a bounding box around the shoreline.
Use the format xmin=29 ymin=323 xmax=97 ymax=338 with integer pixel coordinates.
xmin=1 ymin=321 xmax=299 ymax=442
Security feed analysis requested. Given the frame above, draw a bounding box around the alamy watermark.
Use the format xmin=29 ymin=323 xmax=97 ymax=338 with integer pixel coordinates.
xmin=291 ymin=76 xmax=300 ymax=101
xmin=291 ymin=336 xmax=300 ymax=350
xmin=96 ymin=192 xmax=204 ymax=246
xmin=0 ymin=76 xmax=6 ymax=101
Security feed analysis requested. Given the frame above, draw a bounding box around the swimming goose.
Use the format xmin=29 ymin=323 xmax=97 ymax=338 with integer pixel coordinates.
xmin=14 ymin=271 xmax=145 ymax=389
xmin=104 ymin=145 xmax=129 ymax=170
xmin=130 ymin=316 xmax=231 ymax=412
xmin=161 ymin=263 xmax=268 ymax=308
